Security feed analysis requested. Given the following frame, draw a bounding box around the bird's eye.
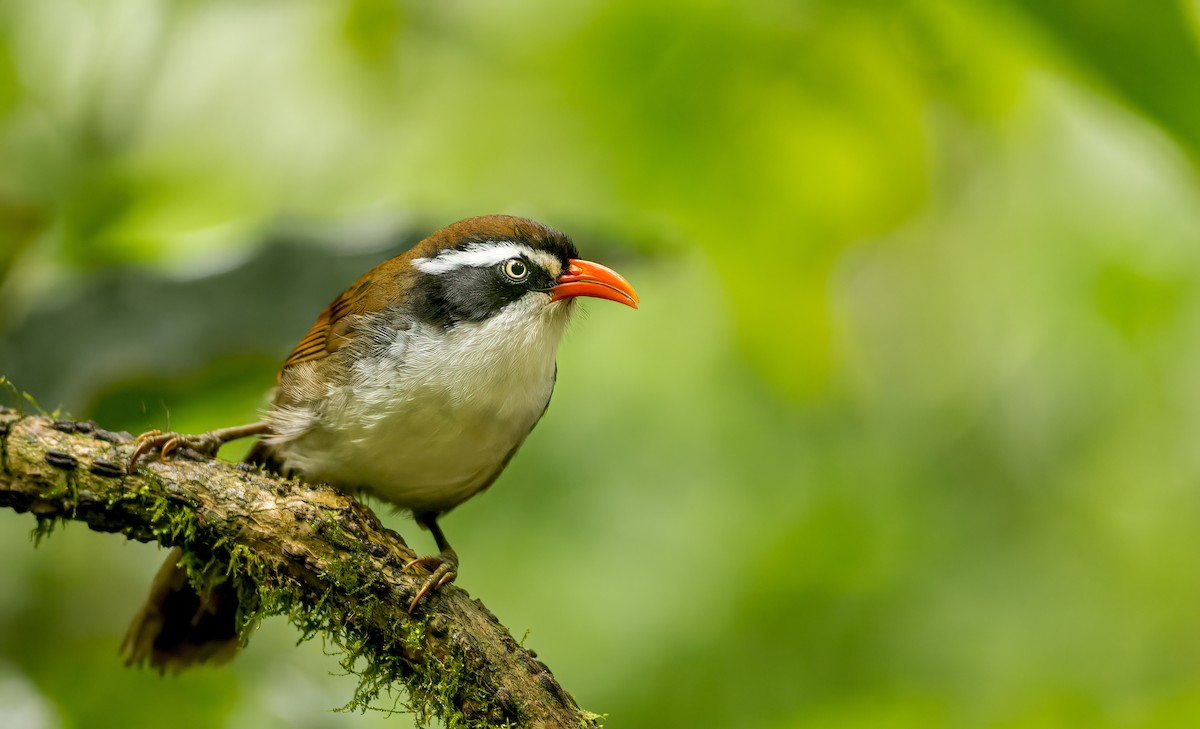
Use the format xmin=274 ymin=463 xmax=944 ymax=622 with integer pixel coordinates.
xmin=503 ymin=259 xmax=529 ymax=281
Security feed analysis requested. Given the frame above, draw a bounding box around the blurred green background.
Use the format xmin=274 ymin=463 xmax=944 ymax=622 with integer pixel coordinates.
xmin=2 ymin=1 xmax=1200 ymax=727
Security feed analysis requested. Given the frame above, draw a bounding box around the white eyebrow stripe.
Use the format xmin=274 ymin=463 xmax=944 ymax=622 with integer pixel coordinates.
xmin=413 ymin=242 xmax=562 ymax=277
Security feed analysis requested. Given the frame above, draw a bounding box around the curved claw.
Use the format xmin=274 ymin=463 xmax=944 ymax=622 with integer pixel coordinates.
xmin=128 ymin=430 xmax=168 ymax=473
xmin=403 ymin=553 xmax=458 ymax=613
xmin=159 ymin=436 xmax=181 ymax=459
xmin=127 ymin=431 xmax=219 ymax=473
xmin=134 ymin=429 xmax=164 ymax=444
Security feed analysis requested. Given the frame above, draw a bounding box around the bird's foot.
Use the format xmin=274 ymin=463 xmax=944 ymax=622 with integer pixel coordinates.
xmin=127 ymin=422 xmax=270 ymax=474
xmin=402 ymin=549 xmax=458 ymax=613
xmin=127 ymin=430 xmax=227 ymax=473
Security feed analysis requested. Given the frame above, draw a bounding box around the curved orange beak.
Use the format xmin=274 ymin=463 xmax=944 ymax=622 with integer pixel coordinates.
xmin=550 ymin=259 xmax=640 ymax=309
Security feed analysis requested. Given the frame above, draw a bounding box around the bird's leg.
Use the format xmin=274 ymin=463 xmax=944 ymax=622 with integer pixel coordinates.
xmin=128 ymin=422 xmax=271 ymax=473
xmin=403 ymin=512 xmax=459 ymax=613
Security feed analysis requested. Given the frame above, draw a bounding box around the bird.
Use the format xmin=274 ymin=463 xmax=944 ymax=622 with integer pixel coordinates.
xmin=121 ymin=214 xmax=638 ymax=671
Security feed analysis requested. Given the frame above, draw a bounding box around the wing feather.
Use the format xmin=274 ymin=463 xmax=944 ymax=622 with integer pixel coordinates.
xmin=280 ymin=257 xmax=413 ymax=373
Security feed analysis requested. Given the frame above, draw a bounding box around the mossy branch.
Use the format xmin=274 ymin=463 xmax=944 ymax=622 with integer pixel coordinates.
xmin=0 ymin=406 xmax=601 ymax=729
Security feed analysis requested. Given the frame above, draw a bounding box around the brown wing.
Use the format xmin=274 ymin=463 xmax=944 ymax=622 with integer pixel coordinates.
xmin=280 ymin=256 xmax=414 ymax=375
xmin=283 ymin=289 xmax=360 ymax=368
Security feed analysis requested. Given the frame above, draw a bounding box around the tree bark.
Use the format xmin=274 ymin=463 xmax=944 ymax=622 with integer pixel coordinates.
xmin=0 ymin=406 xmax=600 ymax=729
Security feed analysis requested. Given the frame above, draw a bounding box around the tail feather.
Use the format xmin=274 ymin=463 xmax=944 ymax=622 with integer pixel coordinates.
xmin=121 ymin=550 xmax=241 ymax=673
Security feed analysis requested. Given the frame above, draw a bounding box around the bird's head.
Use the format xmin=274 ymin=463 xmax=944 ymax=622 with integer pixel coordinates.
xmin=407 ymin=215 xmax=639 ymax=328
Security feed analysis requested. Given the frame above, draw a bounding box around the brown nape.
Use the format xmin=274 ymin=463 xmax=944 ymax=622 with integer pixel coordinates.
xmin=121 ymin=547 xmax=242 ymax=673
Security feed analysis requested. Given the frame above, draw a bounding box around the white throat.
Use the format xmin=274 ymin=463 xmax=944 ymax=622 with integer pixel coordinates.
xmin=393 ymin=294 xmax=572 ymax=414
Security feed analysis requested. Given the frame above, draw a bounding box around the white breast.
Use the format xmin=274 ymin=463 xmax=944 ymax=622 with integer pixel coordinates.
xmin=267 ymin=296 xmax=572 ymax=513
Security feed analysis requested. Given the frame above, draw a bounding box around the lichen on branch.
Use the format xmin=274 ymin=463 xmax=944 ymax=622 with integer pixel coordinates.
xmin=0 ymin=406 xmax=600 ymax=729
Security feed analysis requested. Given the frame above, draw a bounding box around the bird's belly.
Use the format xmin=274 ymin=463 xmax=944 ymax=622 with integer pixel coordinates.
xmin=278 ymin=390 xmax=543 ymax=513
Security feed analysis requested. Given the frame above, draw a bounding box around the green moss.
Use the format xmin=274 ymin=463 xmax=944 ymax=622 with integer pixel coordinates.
xmin=290 ymin=511 xmax=494 ymax=723
xmin=30 ymin=514 xmax=58 ymax=545
xmin=0 ymin=376 xmax=46 ymax=415
xmin=263 ymin=543 xmax=509 ymax=727
xmin=34 ymin=463 xmax=520 ymax=726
